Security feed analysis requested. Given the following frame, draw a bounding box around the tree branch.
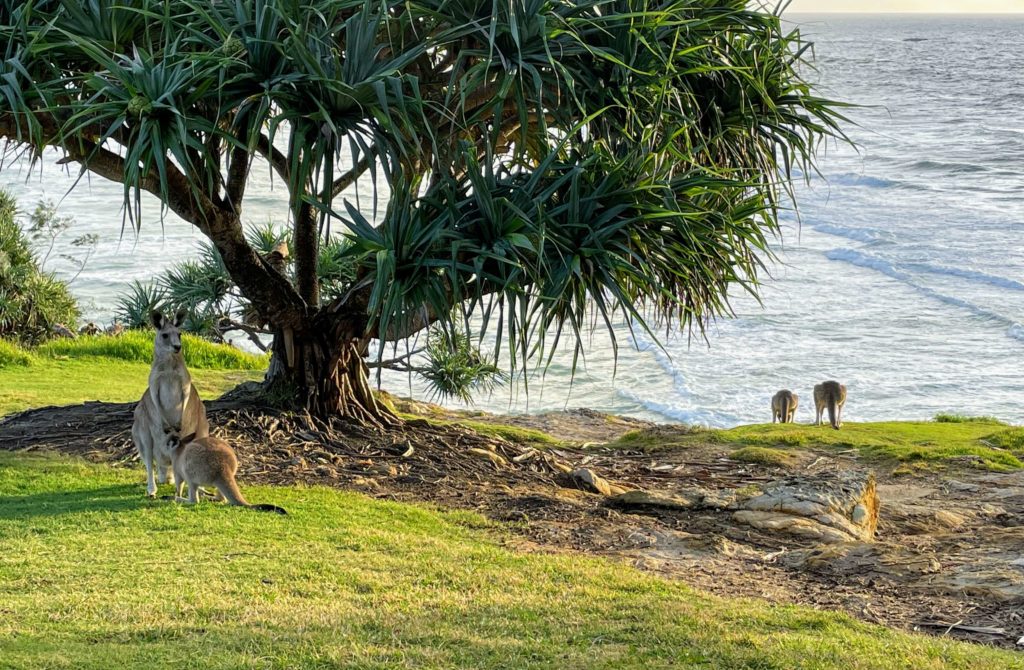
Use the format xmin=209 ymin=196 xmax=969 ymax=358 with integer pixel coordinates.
xmin=58 ymin=135 xmax=219 ymax=231
xmin=255 ymin=133 xmax=290 ymax=184
xmin=322 ymin=151 xmax=374 ymax=201
xmin=224 ymin=144 xmax=250 ymax=214
xmin=365 ymin=347 xmax=427 ymax=368
xmin=218 ymin=318 xmax=271 ymax=352
xmin=0 ymin=112 xmax=311 ymax=332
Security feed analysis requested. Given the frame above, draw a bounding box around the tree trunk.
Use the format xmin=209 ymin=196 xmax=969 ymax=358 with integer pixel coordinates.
xmin=264 ymin=312 xmax=397 ymax=426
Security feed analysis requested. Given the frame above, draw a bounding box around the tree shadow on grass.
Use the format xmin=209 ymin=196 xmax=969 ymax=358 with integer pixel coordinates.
xmin=0 ymin=483 xmax=158 ymax=521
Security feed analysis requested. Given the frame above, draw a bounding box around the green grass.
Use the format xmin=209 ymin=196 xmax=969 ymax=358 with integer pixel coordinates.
xmin=0 ymin=334 xmax=264 ymax=416
xmin=0 ymin=338 xmax=35 ymax=367
xmin=35 ymin=330 xmax=268 ymax=369
xmin=729 ymin=446 xmax=797 ymax=467
xmin=399 ymin=414 xmax=563 ymax=448
xmin=612 ymin=419 xmax=1024 ymax=472
xmin=456 ymin=419 xmax=562 ymax=447
xmin=933 ymin=413 xmax=1002 ymax=424
xmin=0 ymin=452 xmax=1020 ymax=670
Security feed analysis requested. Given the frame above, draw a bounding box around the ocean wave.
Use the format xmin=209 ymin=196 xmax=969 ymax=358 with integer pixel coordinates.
xmin=624 ymin=330 xmax=745 ymax=427
xmin=826 ymin=173 xmax=901 ymax=189
xmin=904 ymin=159 xmax=989 ymax=174
xmin=824 ymin=249 xmax=910 ymax=282
xmin=615 ymin=389 xmax=726 ymax=428
xmin=826 ymin=248 xmax=1024 ymax=343
xmin=904 ymin=262 xmax=1024 ymax=292
xmin=628 ymin=328 xmax=689 ymax=390
xmin=813 ymin=224 xmax=895 ymax=245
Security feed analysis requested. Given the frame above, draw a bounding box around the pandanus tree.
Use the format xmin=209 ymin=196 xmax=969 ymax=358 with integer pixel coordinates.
xmin=0 ymin=0 xmax=846 ymax=423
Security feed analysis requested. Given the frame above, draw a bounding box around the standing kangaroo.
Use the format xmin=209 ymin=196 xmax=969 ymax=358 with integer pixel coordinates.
xmin=168 ymin=432 xmax=286 ymax=514
xmin=132 ymin=309 xmax=209 ymax=497
xmin=771 ymin=390 xmax=798 ymax=424
xmin=814 ymin=380 xmax=847 ymax=430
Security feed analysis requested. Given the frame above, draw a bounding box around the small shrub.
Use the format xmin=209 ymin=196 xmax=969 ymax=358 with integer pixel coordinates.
xmin=417 ymin=330 xmax=506 ymax=403
xmin=114 ymin=280 xmax=165 ymax=329
xmin=0 ymin=192 xmax=80 ymax=344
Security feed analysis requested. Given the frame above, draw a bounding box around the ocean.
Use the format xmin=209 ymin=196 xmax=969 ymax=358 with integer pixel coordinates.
xmin=3 ymin=14 xmax=1023 ymax=427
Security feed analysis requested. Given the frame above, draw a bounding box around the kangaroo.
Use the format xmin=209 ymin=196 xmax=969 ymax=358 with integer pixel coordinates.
xmin=814 ymin=380 xmax=847 ymax=430
xmin=132 ymin=309 xmax=210 ymax=497
xmin=771 ymin=390 xmax=798 ymax=424
xmin=168 ymin=432 xmax=287 ymax=514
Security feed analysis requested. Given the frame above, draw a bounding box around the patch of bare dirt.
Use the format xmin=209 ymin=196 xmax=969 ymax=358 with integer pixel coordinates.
xmin=2 ymin=394 xmax=1022 ymax=651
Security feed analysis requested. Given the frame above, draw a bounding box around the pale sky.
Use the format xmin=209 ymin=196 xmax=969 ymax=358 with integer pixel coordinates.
xmin=787 ymin=0 xmax=1024 ymax=12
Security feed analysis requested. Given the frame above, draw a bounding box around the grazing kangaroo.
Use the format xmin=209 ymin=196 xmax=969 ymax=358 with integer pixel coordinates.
xmin=814 ymin=380 xmax=847 ymax=430
xmin=771 ymin=390 xmax=798 ymax=424
xmin=168 ymin=432 xmax=287 ymax=514
xmin=132 ymin=309 xmax=209 ymax=497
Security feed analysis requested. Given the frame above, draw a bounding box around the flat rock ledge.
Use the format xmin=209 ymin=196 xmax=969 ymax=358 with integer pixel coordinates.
xmin=734 ymin=472 xmax=879 ymax=544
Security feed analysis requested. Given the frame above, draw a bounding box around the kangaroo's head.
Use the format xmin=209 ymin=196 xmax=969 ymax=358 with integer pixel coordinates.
xmin=166 ymin=431 xmax=197 ymax=451
xmin=150 ymin=308 xmax=187 ymax=357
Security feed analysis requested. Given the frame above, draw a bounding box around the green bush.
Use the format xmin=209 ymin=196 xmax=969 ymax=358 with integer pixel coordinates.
xmin=114 ymin=280 xmax=166 ymax=330
xmin=0 ymin=190 xmax=80 ymax=344
xmin=37 ymin=330 xmax=268 ymax=370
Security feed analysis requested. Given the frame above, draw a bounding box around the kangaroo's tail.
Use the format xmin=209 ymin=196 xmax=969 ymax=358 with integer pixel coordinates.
xmin=219 ymin=477 xmax=287 ymax=514
xmin=218 ymin=477 xmax=251 ymax=507
xmin=248 ymin=503 xmax=288 ymax=515
xmin=780 ymin=395 xmax=791 ymax=424
xmin=827 ymin=396 xmax=839 ymax=430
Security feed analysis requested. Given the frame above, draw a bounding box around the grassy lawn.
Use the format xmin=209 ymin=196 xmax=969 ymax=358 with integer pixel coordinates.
xmin=615 ymin=419 xmax=1024 ymax=472
xmin=0 ymin=333 xmax=265 ymax=417
xmin=1 ymin=452 xmax=1021 ymax=670
xmin=3 ymin=335 xmax=1024 ymax=667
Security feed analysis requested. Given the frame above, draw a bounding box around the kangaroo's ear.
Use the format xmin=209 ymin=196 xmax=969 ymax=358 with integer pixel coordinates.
xmin=150 ymin=310 xmax=164 ymax=329
xmin=173 ymin=308 xmax=188 ymax=327
xmin=179 ymin=432 xmax=197 ymax=446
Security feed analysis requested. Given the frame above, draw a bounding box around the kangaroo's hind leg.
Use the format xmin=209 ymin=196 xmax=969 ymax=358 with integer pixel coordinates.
xmin=152 ymin=429 xmax=177 ymax=486
xmin=156 ymin=452 xmax=173 ymax=485
xmin=133 ymin=425 xmax=157 ymax=498
xmin=173 ymin=460 xmax=187 ymax=502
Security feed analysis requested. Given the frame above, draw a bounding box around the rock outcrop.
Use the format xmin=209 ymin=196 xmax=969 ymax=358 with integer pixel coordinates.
xmin=733 ymin=472 xmax=878 ymax=544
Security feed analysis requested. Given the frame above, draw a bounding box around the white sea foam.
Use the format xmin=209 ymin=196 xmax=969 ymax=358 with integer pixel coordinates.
xmin=614 ymin=389 xmax=720 ymax=428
